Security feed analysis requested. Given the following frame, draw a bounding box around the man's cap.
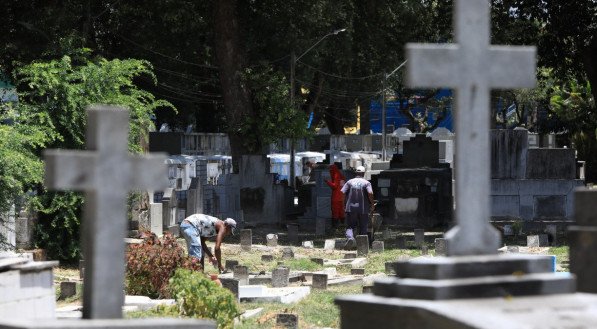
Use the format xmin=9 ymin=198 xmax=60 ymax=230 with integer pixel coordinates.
xmin=224 ymin=218 xmax=237 ymax=235
xmin=355 ymin=166 xmax=366 ymax=173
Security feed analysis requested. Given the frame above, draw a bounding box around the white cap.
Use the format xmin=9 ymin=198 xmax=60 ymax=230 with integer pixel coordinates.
xmin=224 ymin=218 xmax=237 ymax=234
xmin=355 ymin=166 xmax=366 ymax=173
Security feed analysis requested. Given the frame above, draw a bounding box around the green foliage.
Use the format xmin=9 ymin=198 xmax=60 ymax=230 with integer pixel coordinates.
xmin=0 ymin=105 xmax=56 ymax=214
xmin=125 ymin=233 xmax=201 ymax=299
xmin=10 ymin=51 xmax=175 ymax=262
xmin=169 ymin=268 xmax=241 ymax=329
xmin=241 ymin=65 xmax=310 ymax=150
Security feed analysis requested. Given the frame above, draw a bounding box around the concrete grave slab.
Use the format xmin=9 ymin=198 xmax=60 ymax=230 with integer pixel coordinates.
xmin=239 ymin=285 xmax=310 ymax=304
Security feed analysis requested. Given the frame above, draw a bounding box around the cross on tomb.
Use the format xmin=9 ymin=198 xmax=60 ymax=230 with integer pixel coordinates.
xmin=406 ymin=0 xmax=536 ymax=256
xmin=44 ymin=105 xmax=167 ymax=319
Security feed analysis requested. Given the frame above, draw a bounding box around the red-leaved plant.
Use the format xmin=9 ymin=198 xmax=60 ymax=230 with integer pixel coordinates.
xmin=125 ymin=232 xmax=201 ymax=298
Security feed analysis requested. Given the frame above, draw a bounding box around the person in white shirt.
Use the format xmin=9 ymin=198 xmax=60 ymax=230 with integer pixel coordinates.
xmin=180 ymin=214 xmax=236 ymax=272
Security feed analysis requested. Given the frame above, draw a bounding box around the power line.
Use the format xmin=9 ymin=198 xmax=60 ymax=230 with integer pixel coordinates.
xmin=297 ymin=60 xmax=383 ymax=81
xmin=116 ymin=34 xmax=219 ymax=70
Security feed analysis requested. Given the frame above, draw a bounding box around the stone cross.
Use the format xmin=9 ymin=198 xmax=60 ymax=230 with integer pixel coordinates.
xmin=44 ymin=105 xmax=167 ymax=319
xmin=406 ymin=0 xmax=536 ymax=255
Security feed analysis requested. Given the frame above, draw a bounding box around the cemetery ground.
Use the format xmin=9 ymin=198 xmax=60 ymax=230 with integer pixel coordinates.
xmin=49 ymin=225 xmax=570 ymax=328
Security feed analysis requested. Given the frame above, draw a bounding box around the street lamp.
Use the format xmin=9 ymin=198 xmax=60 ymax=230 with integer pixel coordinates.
xmin=381 ymin=59 xmax=408 ymax=161
xmin=289 ymin=28 xmax=346 ymax=189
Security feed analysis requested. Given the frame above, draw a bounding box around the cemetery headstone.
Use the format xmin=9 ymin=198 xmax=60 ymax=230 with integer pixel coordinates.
xmin=219 ymin=278 xmax=239 ymax=299
xmin=434 ymin=238 xmax=447 ymax=256
xmin=421 ymin=245 xmax=428 ymax=255
xmin=59 ymin=281 xmax=77 ymax=300
xmin=43 ymin=106 xmax=168 ymax=319
xmin=261 ymin=254 xmax=274 ymax=262
xmin=282 ymin=247 xmax=294 ymax=259
xmin=414 ymin=229 xmax=425 ymax=247
xmin=569 ymin=188 xmax=597 ymax=293
xmin=384 ymin=262 xmax=396 ymax=275
xmin=383 ymin=228 xmax=391 ymax=240
xmin=356 ymin=235 xmax=369 ymax=256
xmin=396 ymin=236 xmax=406 ymax=249
xmin=371 ymin=241 xmax=384 ymax=253
xmin=266 ymin=234 xmax=278 ymax=247
xmin=233 ymin=265 xmax=249 ymax=285
xmin=406 ymin=0 xmax=535 ymax=256
xmin=351 ymin=268 xmax=365 ymax=275
xmin=545 ymin=225 xmax=557 ymax=246
xmin=272 ymin=267 xmax=290 ymax=288
xmin=362 ymin=286 xmax=373 ymax=294
xmin=344 ymin=253 xmax=357 ymax=259
xmin=225 ymin=260 xmax=239 ymax=271
xmin=503 ymin=224 xmax=514 ymax=236
xmin=312 ymin=273 xmax=328 ymax=290
xmin=323 ymin=239 xmax=336 ymax=250
xmin=240 ymin=229 xmax=252 ymax=251
xmin=527 ymin=235 xmax=548 ymax=247
xmin=302 ymin=241 xmax=314 ymax=248
xmin=276 ymin=313 xmax=298 ymax=329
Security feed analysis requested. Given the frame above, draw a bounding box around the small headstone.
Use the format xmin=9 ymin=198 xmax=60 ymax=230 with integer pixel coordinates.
xmin=315 ymin=217 xmax=326 ymax=236
xmin=351 ymin=268 xmax=365 ymax=275
xmin=220 ymin=278 xmax=239 ymax=298
xmin=323 ymin=239 xmax=336 ymax=250
xmin=240 ymin=229 xmax=252 ymax=251
xmin=344 ymin=253 xmax=357 ymax=259
xmin=233 ymin=265 xmax=249 ymax=285
xmin=266 ymin=233 xmax=278 ymax=247
xmin=434 ymin=238 xmax=447 ymax=256
xmin=282 ymin=247 xmax=294 ymax=259
xmin=272 ymin=267 xmax=290 ymax=287
xmin=287 ymin=223 xmax=299 ymax=245
xmin=261 ymin=254 xmax=274 ymax=262
xmin=371 ymin=241 xmax=384 ymax=253
xmin=527 ymin=235 xmax=548 ymax=247
xmin=60 ymin=281 xmax=77 ymax=299
xmin=396 ymin=236 xmax=406 ymax=249
xmin=414 ymin=229 xmax=425 ymax=246
xmin=507 ymin=246 xmax=520 ymax=253
xmin=129 ymin=220 xmax=139 ymax=231
xmin=383 ymin=228 xmax=391 ymax=240
xmin=356 ymin=235 xmax=369 ymax=256
xmin=362 ymin=285 xmax=373 ymax=293
xmin=276 ymin=313 xmax=298 ymax=329
xmin=31 ymin=249 xmax=47 ymax=262
xmin=503 ymin=224 xmax=514 ymax=236
xmin=385 ymin=262 xmax=396 ymax=274
xmin=225 ymin=260 xmax=239 ymax=271
xmin=168 ymin=225 xmax=180 ymax=237
xmin=421 ymin=245 xmax=428 ymax=255
xmin=312 ymin=273 xmax=328 ymax=290
xmin=310 ymin=258 xmax=324 ymax=265
xmin=302 ymin=240 xmax=314 ymax=248
xmin=545 ymin=225 xmax=557 ymax=246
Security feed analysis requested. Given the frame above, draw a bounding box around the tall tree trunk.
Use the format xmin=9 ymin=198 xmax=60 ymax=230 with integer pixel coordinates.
xmin=213 ymin=0 xmax=257 ymax=172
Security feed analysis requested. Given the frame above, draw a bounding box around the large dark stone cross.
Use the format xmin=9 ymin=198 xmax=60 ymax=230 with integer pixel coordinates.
xmin=406 ymin=0 xmax=536 ymax=255
xmin=44 ymin=105 xmax=167 ymax=318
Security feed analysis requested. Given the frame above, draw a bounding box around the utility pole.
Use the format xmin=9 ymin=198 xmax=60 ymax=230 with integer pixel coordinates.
xmin=381 ymin=60 xmax=408 ymax=161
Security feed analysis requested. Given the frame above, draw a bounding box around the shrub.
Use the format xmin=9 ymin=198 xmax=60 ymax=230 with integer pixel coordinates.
xmin=169 ymin=268 xmax=241 ymax=329
xmin=125 ymin=232 xmax=201 ymax=298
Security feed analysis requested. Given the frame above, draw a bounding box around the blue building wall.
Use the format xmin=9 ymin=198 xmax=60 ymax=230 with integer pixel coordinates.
xmin=370 ymin=89 xmax=453 ymax=133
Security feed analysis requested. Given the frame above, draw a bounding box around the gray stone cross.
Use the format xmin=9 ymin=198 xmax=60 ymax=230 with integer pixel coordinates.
xmin=406 ymin=0 xmax=536 ymax=256
xmin=44 ymin=105 xmax=167 ymax=319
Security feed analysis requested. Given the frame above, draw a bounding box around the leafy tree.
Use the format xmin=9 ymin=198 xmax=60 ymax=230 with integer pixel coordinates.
xmin=13 ymin=51 xmax=174 ymax=261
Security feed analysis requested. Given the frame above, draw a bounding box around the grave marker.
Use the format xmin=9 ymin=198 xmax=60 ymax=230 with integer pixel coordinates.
xmin=312 ymin=273 xmax=328 ymax=290
xmin=406 ymin=0 xmax=535 ymax=256
xmin=282 ymin=247 xmax=294 ymax=259
xmin=434 ymin=238 xmax=447 ymax=256
xmin=261 ymin=254 xmax=274 ymax=262
xmin=219 ymin=278 xmax=239 ymax=299
xmin=233 ymin=265 xmax=249 ymax=285
xmin=266 ymin=234 xmax=278 ymax=247
xmin=272 ymin=267 xmax=289 ymax=287
xmin=414 ymin=229 xmax=425 ymax=247
xmin=287 ymin=224 xmax=299 ymax=245
xmin=371 ymin=241 xmax=384 ymax=253
xmin=356 ymin=235 xmax=369 ymax=256
xmin=225 ymin=260 xmax=239 ymax=271
xmin=323 ymin=239 xmax=336 ymax=250
xmin=43 ymin=106 xmax=167 ymax=319
xmin=276 ymin=313 xmax=298 ymax=329
xmin=240 ymin=229 xmax=252 ymax=251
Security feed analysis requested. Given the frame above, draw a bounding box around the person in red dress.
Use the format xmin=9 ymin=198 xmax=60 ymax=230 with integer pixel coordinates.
xmin=325 ymin=164 xmax=346 ymax=229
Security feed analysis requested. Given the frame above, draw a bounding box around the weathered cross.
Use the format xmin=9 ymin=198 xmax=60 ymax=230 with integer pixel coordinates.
xmin=44 ymin=105 xmax=167 ymax=318
xmin=406 ymin=0 xmax=536 ymax=255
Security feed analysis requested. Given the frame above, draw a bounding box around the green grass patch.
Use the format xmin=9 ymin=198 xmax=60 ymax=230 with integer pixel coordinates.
xmin=549 ymin=245 xmax=569 ymax=272
xmin=236 ymin=285 xmax=361 ymax=329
